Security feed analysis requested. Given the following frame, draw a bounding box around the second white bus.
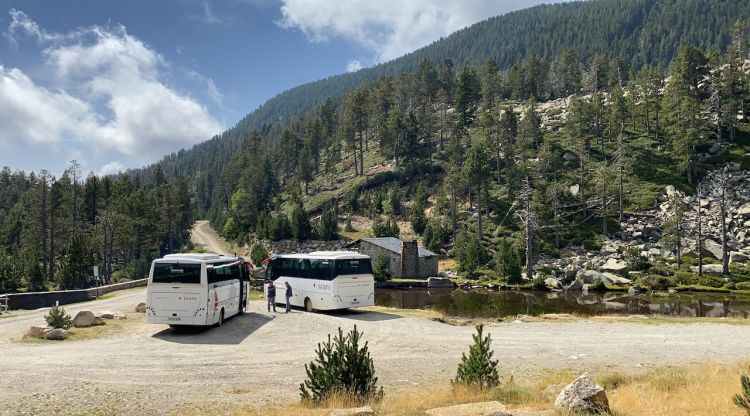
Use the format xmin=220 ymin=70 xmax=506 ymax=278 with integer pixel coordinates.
xmin=264 ymin=251 xmax=375 ymax=311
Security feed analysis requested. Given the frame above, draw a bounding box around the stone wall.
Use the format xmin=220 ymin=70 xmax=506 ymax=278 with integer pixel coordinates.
xmin=6 ymin=278 xmax=148 ymax=310
xmin=248 ymin=239 xmax=348 ymax=255
xmin=359 ymin=240 xmax=401 ymax=277
xmin=418 ymin=255 xmax=439 ymax=278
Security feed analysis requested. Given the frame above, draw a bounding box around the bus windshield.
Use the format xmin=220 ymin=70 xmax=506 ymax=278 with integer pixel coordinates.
xmin=152 ymin=263 xmax=202 ymax=284
xmin=333 ymin=259 xmax=372 ymax=277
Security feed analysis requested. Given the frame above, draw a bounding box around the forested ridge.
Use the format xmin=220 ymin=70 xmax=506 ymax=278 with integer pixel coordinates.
xmin=135 ymin=0 xmax=750 ymax=186
xmin=2 ymin=0 xmax=750 ymax=293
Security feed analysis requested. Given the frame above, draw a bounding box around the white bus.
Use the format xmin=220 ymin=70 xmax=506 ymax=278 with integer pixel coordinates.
xmin=265 ymin=251 xmax=375 ymax=312
xmin=146 ymin=253 xmax=249 ymax=327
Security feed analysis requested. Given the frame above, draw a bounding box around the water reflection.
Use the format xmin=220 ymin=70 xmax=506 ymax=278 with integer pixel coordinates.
xmin=374 ymin=289 xmax=750 ymax=318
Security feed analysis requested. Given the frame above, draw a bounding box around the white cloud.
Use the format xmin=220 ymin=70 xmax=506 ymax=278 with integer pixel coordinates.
xmin=98 ymin=161 xmax=126 ymax=176
xmin=346 ymin=59 xmax=363 ymax=73
xmin=1 ymin=10 xmax=223 ymax=164
xmin=278 ymin=0 xmax=556 ymax=63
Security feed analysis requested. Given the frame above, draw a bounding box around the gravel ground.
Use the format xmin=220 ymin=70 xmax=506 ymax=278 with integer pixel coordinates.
xmin=1 ymin=287 xmax=750 ymax=415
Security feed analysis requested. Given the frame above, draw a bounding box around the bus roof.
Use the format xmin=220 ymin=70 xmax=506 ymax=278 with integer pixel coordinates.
xmin=273 ymin=251 xmax=369 ymax=260
xmin=159 ymin=253 xmax=241 ymax=263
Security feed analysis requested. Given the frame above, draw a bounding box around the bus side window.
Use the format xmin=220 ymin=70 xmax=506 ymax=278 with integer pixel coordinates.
xmin=207 ymin=266 xmax=216 ymax=285
xmin=299 ymin=259 xmax=312 ymax=279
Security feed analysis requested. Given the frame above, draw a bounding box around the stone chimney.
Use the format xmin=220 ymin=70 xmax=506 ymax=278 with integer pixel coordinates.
xmin=400 ymin=240 xmax=419 ymax=277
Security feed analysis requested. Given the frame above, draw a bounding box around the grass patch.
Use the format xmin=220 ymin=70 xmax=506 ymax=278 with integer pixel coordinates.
xmin=234 ymin=362 xmax=750 ymax=416
xmin=18 ymin=313 xmax=144 ymax=343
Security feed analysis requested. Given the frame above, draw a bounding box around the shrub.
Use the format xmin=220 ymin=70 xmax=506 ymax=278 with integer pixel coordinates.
xmin=45 ymin=305 xmax=72 ymax=329
xmin=531 ymin=275 xmax=549 ymax=291
xmin=734 ymin=370 xmax=750 ymax=415
xmin=453 ymin=324 xmax=500 ymax=389
xmin=625 ymin=247 xmax=650 ymax=271
xmin=582 ymin=239 xmax=602 ymax=251
xmin=300 ymin=326 xmax=383 ymax=405
xmin=423 ymin=218 xmax=449 ymax=253
xmin=591 ymin=277 xmax=607 ymax=291
xmin=373 ymin=254 xmax=391 ymax=282
xmin=635 ymin=275 xmax=674 ymax=291
xmin=735 ymin=282 xmax=750 ymax=291
xmin=250 ymin=245 xmax=268 ymax=266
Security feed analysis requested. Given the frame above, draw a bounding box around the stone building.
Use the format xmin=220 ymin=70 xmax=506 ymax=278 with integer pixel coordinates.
xmin=347 ymin=237 xmax=438 ymax=278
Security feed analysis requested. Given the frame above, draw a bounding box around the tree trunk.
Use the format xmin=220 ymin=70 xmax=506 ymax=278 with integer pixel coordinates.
xmin=359 ymin=132 xmax=364 ymax=177
xmin=525 ymin=194 xmax=533 ymax=280
xmin=477 ymin=189 xmax=483 ymax=241
xmin=697 ymin=185 xmax=703 ymax=278
xmin=721 ymin=169 xmax=729 ymax=274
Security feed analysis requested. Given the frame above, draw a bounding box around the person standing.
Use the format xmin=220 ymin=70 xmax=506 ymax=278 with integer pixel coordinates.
xmin=266 ymin=281 xmax=276 ymax=313
xmin=285 ymin=281 xmax=293 ymax=313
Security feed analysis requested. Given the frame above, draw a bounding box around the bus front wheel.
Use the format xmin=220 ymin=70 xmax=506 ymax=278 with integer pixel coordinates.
xmin=218 ymin=309 xmax=225 ymax=327
xmin=304 ymin=298 xmax=314 ymax=313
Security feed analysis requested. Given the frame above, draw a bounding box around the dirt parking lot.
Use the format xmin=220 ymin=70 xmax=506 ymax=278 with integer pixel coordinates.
xmin=1 ymin=287 xmax=750 ymax=415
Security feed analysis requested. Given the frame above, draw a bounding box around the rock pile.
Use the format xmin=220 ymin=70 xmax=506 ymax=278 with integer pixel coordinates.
xmin=27 ymin=325 xmax=69 ymax=340
xmin=554 ymin=373 xmax=610 ymax=414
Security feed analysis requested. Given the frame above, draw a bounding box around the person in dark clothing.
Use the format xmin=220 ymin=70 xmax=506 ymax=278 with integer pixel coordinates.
xmin=285 ymin=281 xmax=292 ymax=313
xmin=266 ymin=281 xmax=276 ymax=312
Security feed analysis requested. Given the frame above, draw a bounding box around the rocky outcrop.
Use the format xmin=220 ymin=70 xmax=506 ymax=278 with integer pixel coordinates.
xmin=600 ymin=259 xmax=629 ymax=276
xmin=72 ymin=311 xmax=105 ymax=327
xmin=554 ymin=374 xmax=610 ymax=414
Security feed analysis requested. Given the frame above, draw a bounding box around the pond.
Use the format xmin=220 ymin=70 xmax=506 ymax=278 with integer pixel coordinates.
xmin=375 ymin=288 xmax=750 ymax=319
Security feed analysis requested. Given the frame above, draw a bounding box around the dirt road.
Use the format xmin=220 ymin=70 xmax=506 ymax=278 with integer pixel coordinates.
xmin=191 ymin=220 xmax=230 ymax=255
xmin=2 ymin=287 xmax=750 ymax=415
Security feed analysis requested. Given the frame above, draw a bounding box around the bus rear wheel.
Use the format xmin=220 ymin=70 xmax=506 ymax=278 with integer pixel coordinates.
xmin=218 ymin=309 xmax=224 ymax=327
xmin=304 ymin=298 xmax=314 ymax=313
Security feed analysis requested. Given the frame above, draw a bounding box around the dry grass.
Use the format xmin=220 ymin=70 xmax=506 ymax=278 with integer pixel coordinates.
xmin=439 ymin=258 xmax=458 ymax=272
xmin=607 ymin=363 xmax=750 ymax=415
xmin=231 ymin=362 xmax=750 ymax=416
xmin=17 ymin=313 xmax=144 ymax=343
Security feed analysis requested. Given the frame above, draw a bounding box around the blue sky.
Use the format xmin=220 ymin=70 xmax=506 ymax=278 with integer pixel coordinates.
xmin=0 ymin=0 xmax=556 ymax=176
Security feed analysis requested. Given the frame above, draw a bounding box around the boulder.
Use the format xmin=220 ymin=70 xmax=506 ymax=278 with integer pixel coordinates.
xmin=328 ymin=406 xmax=375 ymax=416
xmin=554 ymin=373 xmax=610 ymax=414
xmin=600 ymin=259 xmax=629 ymax=276
xmin=425 ymin=401 xmax=511 ymax=416
xmin=98 ymin=310 xmax=125 ymax=320
xmin=577 ymin=270 xmax=604 ymax=284
xmin=739 ymin=203 xmax=750 ymax=217
xmin=600 ymin=272 xmax=632 ymax=286
xmin=665 ymin=185 xmax=678 ymax=197
xmin=428 ymin=277 xmax=455 ymax=288
xmin=27 ymin=325 xmax=52 ymax=338
xmin=703 ymin=239 xmax=723 ymax=260
xmin=628 ymin=285 xmax=642 ymax=295
xmin=563 ymin=152 xmax=577 ymax=161
xmin=135 ymin=302 xmax=147 ymax=313
xmin=73 ymin=310 xmax=105 ymax=327
xmin=565 ymin=279 xmax=583 ymax=291
xmin=545 ymin=277 xmax=562 ymax=290
xmin=569 ymin=184 xmax=580 ymax=196
xmin=43 ymin=328 xmax=69 ymax=341
xmin=730 ymin=251 xmax=749 ymax=264
xmin=690 ymin=264 xmax=724 ymax=274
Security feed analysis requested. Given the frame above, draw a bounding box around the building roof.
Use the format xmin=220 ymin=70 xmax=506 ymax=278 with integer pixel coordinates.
xmin=359 ymin=237 xmax=437 ymax=257
xmin=272 ymin=251 xmax=369 ymax=260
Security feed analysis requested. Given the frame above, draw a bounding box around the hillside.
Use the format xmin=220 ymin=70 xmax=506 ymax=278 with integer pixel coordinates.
xmin=137 ymin=0 xmax=750 ymax=184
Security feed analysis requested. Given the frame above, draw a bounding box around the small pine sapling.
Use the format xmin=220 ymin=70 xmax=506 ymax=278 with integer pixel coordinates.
xmin=453 ymin=324 xmax=500 ymax=389
xmin=734 ymin=370 xmax=750 ymax=415
xmin=45 ymin=305 xmax=72 ymax=329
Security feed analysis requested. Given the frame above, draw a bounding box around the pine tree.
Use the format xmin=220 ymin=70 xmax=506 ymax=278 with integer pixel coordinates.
xmin=318 ymin=203 xmax=339 ymax=241
xmin=453 ymin=324 xmax=500 ymax=389
xmin=734 ymin=370 xmax=750 ymax=415
xmin=300 ymin=326 xmax=383 ymax=405
xmin=44 ymin=304 xmax=72 ymax=329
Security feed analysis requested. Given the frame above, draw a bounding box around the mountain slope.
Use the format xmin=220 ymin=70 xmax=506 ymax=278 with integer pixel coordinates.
xmin=138 ymin=0 xmax=750 ymax=182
